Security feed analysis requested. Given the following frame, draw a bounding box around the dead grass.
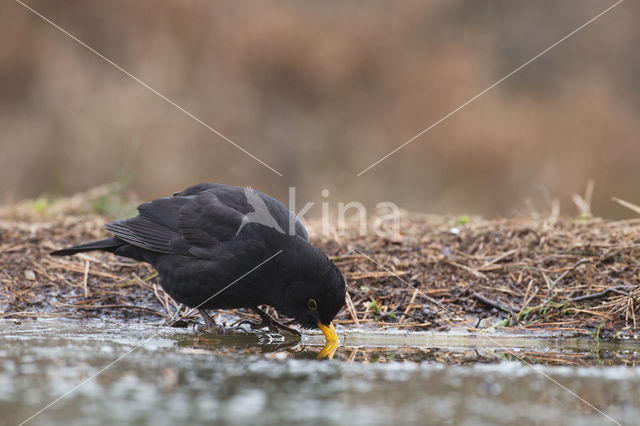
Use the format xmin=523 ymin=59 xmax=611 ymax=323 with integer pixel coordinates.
xmin=1 ymin=189 xmax=639 ymax=339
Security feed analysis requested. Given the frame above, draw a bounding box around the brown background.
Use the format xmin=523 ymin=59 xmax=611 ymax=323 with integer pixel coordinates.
xmin=1 ymin=0 xmax=638 ymax=218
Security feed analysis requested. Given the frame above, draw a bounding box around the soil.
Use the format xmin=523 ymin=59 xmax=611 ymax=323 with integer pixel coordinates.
xmin=2 ymin=189 xmax=639 ymax=339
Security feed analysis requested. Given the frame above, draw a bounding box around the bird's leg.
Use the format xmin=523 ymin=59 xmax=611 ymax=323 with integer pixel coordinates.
xmin=197 ymin=308 xmax=225 ymax=333
xmin=251 ymin=307 xmax=301 ymax=338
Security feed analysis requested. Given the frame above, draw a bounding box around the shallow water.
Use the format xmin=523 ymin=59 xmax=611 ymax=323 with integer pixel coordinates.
xmin=2 ymin=319 xmax=639 ymax=425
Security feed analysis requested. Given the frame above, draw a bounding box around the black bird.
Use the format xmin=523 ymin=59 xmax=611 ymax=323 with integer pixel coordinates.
xmin=51 ymin=183 xmax=345 ymax=343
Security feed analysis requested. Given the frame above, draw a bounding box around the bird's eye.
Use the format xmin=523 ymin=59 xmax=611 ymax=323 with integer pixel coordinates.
xmin=307 ymin=298 xmax=318 ymax=310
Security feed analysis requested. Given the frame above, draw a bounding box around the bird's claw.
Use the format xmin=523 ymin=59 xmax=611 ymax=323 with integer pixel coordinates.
xmin=234 ymin=319 xmax=270 ymax=331
xmin=239 ymin=307 xmax=301 ymax=338
xmin=196 ymin=308 xmax=226 ymax=334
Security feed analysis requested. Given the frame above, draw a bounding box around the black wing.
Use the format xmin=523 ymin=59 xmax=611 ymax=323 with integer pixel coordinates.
xmin=105 ymin=183 xmax=308 ymax=259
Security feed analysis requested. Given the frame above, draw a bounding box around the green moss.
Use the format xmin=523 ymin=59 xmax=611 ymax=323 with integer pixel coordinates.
xmin=90 ymin=184 xmax=138 ymax=218
xmin=369 ymin=299 xmax=381 ymax=315
xmin=455 ymin=215 xmax=470 ymax=225
xmin=571 ymin=213 xmax=590 ymax=224
xmin=29 ymin=198 xmax=49 ymax=215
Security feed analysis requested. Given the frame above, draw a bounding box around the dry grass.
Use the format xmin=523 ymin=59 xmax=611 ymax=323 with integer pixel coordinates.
xmin=1 ymin=189 xmax=639 ymax=339
xmin=319 ymin=213 xmax=640 ymax=338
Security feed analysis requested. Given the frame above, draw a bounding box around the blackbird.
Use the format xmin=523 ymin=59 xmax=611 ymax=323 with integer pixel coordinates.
xmin=51 ymin=183 xmax=345 ymax=343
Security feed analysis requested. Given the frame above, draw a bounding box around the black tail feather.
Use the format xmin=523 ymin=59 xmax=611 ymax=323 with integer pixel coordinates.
xmin=50 ymin=238 xmax=122 ymax=256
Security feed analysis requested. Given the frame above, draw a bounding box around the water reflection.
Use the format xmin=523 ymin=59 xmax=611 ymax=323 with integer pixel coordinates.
xmin=3 ymin=320 xmax=640 ymax=425
xmin=175 ymin=330 xmax=640 ymax=366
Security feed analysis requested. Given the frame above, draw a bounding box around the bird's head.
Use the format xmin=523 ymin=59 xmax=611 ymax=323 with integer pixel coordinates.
xmin=278 ymin=254 xmax=346 ymax=342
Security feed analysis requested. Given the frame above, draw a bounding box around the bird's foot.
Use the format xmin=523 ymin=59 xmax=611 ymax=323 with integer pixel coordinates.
xmin=166 ymin=304 xmax=191 ymax=328
xmin=239 ymin=307 xmax=301 ymax=338
xmin=234 ymin=318 xmax=269 ymax=331
xmin=196 ymin=308 xmax=226 ymax=334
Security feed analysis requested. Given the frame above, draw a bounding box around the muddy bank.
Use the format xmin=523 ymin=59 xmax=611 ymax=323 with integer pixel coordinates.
xmin=1 ymin=189 xmax=639 ymax=338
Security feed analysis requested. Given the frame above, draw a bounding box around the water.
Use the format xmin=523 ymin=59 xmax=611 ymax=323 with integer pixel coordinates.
xmin=2 ymin=319 xmax=639 ymax=425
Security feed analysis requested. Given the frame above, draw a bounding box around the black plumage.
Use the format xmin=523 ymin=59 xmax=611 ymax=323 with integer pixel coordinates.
xmin=51 ymin=183 xmax=345 ymax=341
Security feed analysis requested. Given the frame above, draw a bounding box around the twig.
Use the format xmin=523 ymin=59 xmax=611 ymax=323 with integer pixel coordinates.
xmin=478 ymin=249 xmax=519 ymax=271
xmin=445 ymin=260 xmax=488 ymax=281
xmin=612 ymin=197 xmax=640 ymax=216
xmin=57 ymin=303 xmax=165 ymax=316
xmin=570 ymin=286 xmax=629 ymax=303
xmin=399 ymin=288 xmax=419 ymax=324
xmin=344 ymin=289 xmax=360 ymax=328
xmin=545 ymin=259 xmax=589 ymax=299
xmin=82 ymin=260 xmax=90 ymax=297
xmin=472 ymin=292 xmax=510 ymax=313
xmin=521 ymin=279 xmax=533 ymax=310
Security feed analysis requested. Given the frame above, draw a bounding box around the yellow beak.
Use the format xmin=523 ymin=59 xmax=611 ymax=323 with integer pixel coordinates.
xmin=316 ymin=340 xmax=338 ymax=360
xmin=317 ymin=321 xmax=338 ymax=342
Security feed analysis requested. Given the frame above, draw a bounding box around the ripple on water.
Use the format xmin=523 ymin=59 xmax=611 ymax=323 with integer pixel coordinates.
xmin=2 ymin=319 xmax=639 ymax=426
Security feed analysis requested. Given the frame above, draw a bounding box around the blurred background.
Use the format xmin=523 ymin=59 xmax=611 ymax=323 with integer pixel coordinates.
xmin=1 ymin=0 xmax=638 ymax=218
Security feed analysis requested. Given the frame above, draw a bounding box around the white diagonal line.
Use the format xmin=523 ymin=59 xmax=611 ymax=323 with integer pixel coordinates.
xmin=17 ymin=250 xmax=283 ymax=426
xmin=356 ymin=0 xmax=625 ymax=176
xmin=354 ymin=249 xmax=622 ymax=425
xmin=195 ymin=250 xmax=282 ymax=308
xmin=502 ymin=353 xmax=623 ymax=426
xmin=15 ymin=0 xmax=284 ymax=177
